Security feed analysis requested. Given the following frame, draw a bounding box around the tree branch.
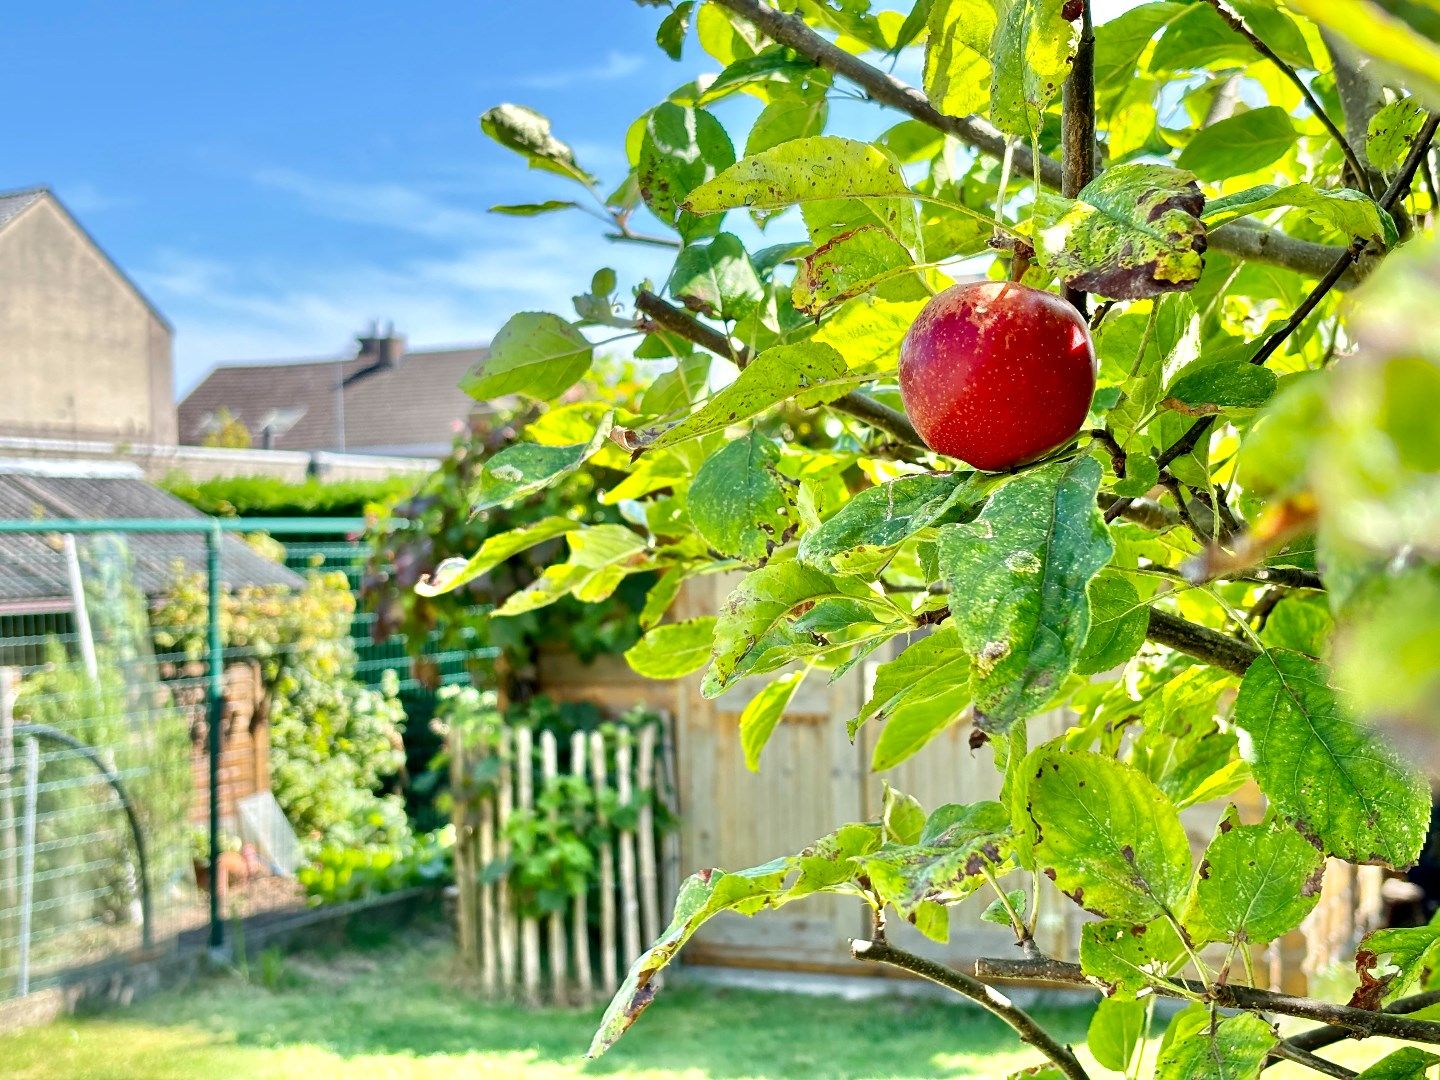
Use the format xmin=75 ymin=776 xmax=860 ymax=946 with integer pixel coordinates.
xmin=708 ymin=0 xmax=1360 ymax=282
xmin=1200 ymin=0 xmax=1370 ymax=196
xmin=1271 ymin=990 xmax=1440 ymax=1064
xmin=1061 ymin=2 xmax=1096 ymax=315
xmin=974 ymin=956 xmax=1440 ymax=1046
xmin=852 ymin=937 xmax=1090 ymax=1080
xmin=1322 ymin=29 xmax=1390 ymax=199
xmin=633 ymin=290 xmax=924 ymax=449
xmin=1266 ymin=1042 xmax=1356 ymax=1079
xmin=1146 ymin=608 xmax=1259 ymax=676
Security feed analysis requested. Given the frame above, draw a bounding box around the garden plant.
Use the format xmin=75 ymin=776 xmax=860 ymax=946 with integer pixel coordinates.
xmin=427 ymin=0 xmax=1440 ymax=1075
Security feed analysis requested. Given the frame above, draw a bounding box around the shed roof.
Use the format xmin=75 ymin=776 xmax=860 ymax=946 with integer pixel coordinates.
xmin=0 ymin=461 xmax=305 ymax=611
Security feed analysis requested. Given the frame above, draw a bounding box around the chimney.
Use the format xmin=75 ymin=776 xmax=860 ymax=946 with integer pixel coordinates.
xmin=355 ymin=320 xmax=406 ymax=371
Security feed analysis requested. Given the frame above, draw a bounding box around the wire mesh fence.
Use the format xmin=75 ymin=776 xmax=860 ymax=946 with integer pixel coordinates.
xmin=0 ymin=517 xmax=490 ymax=1004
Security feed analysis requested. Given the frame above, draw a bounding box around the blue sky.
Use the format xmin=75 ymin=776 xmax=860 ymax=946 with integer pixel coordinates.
xmin=4 ymin=2 xmax=1131 ymax=394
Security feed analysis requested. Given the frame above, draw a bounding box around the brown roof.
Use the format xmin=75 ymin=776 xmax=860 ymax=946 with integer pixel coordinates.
xmin=179 ymin=344 xmax=494 ymax=455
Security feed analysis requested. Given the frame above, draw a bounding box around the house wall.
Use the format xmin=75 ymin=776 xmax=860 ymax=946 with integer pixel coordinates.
xmin=0 ymin=199 xmax=176 ymax=444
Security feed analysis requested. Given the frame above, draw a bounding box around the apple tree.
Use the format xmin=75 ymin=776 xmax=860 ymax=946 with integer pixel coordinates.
xmin=432 ymin=0 xmax=1440 ymax=1073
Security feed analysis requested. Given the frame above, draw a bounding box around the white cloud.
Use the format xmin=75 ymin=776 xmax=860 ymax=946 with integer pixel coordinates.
xmin=139 ymin=170 xmax=673 ymax=394
xmin=508 ymin=51 xmax=645 ymax=91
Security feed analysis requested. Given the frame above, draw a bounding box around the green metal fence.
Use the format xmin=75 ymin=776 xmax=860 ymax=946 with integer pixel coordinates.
xmin=0 ymin=516 xmax=491 ymax=1004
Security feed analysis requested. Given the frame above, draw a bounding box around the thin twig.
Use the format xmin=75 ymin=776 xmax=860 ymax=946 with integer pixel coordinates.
xmin=973 ymin=956 xmax=1440 ymax=1045
xmin=1266 ymin=1042 xmax=1356 ymax=1079
xmin=852 ymin=937 xmax=1090 ymax=1080
xmin=1061 ymin=1 xmax=1096 ymax=315
xmin=1200 ymin=0 xmax=1370 ymax=196
xmin=707 ymin=0 xmax=1360 ymax=282
xmin=633 ymin=290 xmax=924 ymax=449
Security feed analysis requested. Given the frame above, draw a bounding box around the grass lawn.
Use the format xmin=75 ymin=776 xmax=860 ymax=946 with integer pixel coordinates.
xmin=0 ymin=932 xmax=1417 ymax=1078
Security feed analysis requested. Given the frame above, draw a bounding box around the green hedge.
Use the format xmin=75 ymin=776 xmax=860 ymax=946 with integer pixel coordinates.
xmin=161 ymin=474 xmax=418 ymax=518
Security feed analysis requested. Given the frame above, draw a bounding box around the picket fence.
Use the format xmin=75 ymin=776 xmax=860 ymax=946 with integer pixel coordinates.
xmin=450 ymin=720 xmax=677 ymax=1005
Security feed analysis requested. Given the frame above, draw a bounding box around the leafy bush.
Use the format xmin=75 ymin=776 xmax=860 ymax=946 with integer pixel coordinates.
xmin=161 ymin=474 xmax=416 ymax=518
xmin=298 ymin=825 xmax=453 ymax=905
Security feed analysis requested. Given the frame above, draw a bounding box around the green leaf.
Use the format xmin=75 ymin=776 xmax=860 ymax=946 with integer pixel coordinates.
xmin=1035 ymin=164 xmax=1207 ymax=299
xmin=854 ymin=625 xmax=971 ymax=735
xmin=656 ymin=1 xmax=695 ymax=61
xmin=1334 ymin=565 xmax=1440 ymax=726
xmin=480 ymin=104 xmax=595 ymax=185
xmin=746 ymin=91 xmax=830 ymax=156
xmin=648 ymin=342 xmax=863 ymax=449
xmin=1131 ymin=668 xmax=1249 ymax=810
xmin=792 ymin=225 xmax=922 ymax=316
xmin=415 ymin=517 xmax=579 ymax=597
xmin=1163 ymin=361 xmax=1277 ymax=415
xmin=860 ymin=801 xmax=1012 ymax=919
xmin=1356 ymin=1048 xmax=1440 ymax=1080
xmin=461 ymin=312 xmax=594 ymax=403
xmin=493 ymin=524 xmax=649 ymax=615
xmin=938 ymin=456 xmax=1113 ymax=730
xmin=1232 ymin=649 xmax=1431 ymax=868
xmin=704 ymin=561 xmax=886 ymax=697
xmin=639 ymin=102 xmax=737 ymax=237
xmin=1153 ymin=1008 xmax=1276 ymax=1080
xmin=1023 ymin=746 xmax=1191 ymax=920
xmin=588 ymin=864 xmax=788 ymax=1057
xmin=640 ymin=352 xmax=711 ymax=419
xmin=1204 ymin=183 xmax=1396 ymax=246
xmin=924 ymin=0 xmax=997 ymax=117
xmin=739 ymin=668 xmax=807 ymax=771
xmin=470 ymin=412 xmax=614 ymax=514
xmin=882 ymin=783 xmax=926 ymax=845
xmin=1354 ymin=919 xmax=1440 ymax=1008
xmin=666 ymin=232 xmax=765 ymax=321
xmin=683 ymin=136 xmax=912 ymax=213
xmin=1087 ymin=996 xmax=1147 ymax=1073
xmin=799 ymin=472 xmax=971 ymax=575
xmin=981 ymin=889 xmax=1027 ymax=926
xmin=1093 ymin=3 xmax=1187 ymax=94
xmin=991 ymin=0 xmax=1080 ymax=137
xmin=870 ymin=674 xmax=972 ymax=771
xmin=488 ymin=199 xmax=580 ymax=216
xmin=688 ymin=432 xmax=797 ymax=564
xmin=1178 ymin=106 xmax=1295 ymax=181
xmin=1369 ymin=97 xmax=1428 ymax=173
xmin=1080 ymin=917 xmax=1186 ymax=997
xmin=1182 ymin=807 xmax=1324 ymax=946
xmin=624 ymin=618 xmax=717 ymax=679
xmin=640 ymin=567 xmax=688 ymax=630
xmin=1076 ymin=573 xmax=1148 ymax=675
xmin=702 ymin=46 xmax=816 ymax=102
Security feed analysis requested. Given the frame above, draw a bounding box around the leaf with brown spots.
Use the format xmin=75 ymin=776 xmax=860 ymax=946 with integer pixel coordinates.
xmin=1023 ymin=745 xmax=1191 ymax=921
xmin=1034 ymin=164 xmax=1207 ymax=300
xmin=1181 ymin=806 xmax=1325 ymax=947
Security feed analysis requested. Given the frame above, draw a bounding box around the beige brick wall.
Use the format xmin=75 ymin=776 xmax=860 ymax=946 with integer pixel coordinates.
xmin=0 ymin=197 xmax=176 ymax=444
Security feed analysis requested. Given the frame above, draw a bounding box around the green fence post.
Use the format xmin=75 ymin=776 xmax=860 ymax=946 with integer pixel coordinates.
xmin=205 ymin=520 xmax=224 ymax=952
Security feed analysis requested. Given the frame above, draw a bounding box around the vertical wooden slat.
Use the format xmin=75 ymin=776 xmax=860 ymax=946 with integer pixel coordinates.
xmin=569 ymin=731 xmax=593 ymax=1003
xmin=590 ymin=731 xmax=619 ymax=993
xmin=477 ymin=742 xmax=498 ymax=997
xmin=615 ymin=734 xmax=642 ymax=967
xmin=540 ymin=730 xmax=566 ymax=1003
xmin=657 ymin=710 xmax=682 ymax=921
xmin=516 ymin=726 xmax=541 ymax=1004
xmin=635 ymin=724 xmax=660 ymax=948
xmin=495 ymin=727 xmax=517 ymax=992
xmin=449 ymin=727 xmax=476 ymax=967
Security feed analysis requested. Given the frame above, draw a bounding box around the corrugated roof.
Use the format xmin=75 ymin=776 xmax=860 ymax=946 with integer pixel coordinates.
xmin=0 ymin=466 xmax=305 ymax=608
xmin=178 ymin=345 xmax=496 ymax=454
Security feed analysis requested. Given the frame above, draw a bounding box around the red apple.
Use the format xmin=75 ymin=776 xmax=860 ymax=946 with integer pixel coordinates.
xmin=898 ymin=281 xmax=1096 ymax=472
